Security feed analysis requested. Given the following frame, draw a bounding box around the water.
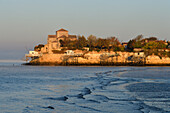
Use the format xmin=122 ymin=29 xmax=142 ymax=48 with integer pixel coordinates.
xmin=0 ymin=62 xmax=170 ymax=113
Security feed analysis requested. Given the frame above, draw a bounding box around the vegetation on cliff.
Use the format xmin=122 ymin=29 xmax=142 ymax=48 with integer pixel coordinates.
xmin=34 ymin=44 xmax=44 ymax=51
xmin=127 ymin=35 xmax=169 ymax=57
xmin=34 ymin=34 xmax=169 ymax=57
xmin=59 ymin=35 xmax=124 ymax=51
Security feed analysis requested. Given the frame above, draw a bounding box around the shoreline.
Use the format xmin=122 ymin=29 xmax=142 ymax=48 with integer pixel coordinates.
xmin=23 ymin=62 xmax=170 ymax=66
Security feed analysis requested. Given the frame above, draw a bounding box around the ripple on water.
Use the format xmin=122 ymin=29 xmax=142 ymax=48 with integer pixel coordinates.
xmin=0 ymin=66 xmax=170 ymax=113
xmin=126 ymin=82 xmax=170 ymax=112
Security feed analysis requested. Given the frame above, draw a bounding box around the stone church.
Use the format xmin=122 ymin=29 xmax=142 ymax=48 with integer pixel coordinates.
xmin=41 ymin=28 xmax=77 ymax=53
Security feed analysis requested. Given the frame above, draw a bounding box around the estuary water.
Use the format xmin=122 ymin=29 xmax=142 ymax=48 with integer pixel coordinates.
xmin=0 ymin=61 xmax=170 ymax=113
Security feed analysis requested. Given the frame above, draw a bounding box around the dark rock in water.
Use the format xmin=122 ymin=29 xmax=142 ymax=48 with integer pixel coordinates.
xmin=87 ymin=99 xmax=100 ymax=103
xmin=59 ymin=96 xmax=68 ymax=101
xmin=82 ymin=87 xmax=92 ymax=95
xmin=25 ymin=106 xmax=29 ymax=108
xmin=77 ymin=93 xmax=85 ymax=99
xmin=43 ymin=106 xmax=55 ymax=109
xmin=44 ymin=96 xmax=68 ymax=101
xmin=47 ymin=106 xmax=55 ymax=109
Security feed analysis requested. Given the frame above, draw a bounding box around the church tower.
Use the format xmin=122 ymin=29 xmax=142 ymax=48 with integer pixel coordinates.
xmin=56 ymin=28 xmax=69 ymax=38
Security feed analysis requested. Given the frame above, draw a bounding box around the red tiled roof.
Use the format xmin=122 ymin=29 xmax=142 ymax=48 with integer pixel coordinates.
xmin=48 ymin=35 xmax=57 ymax=38
xmin=57 ymin=28 xmax=68 ymax=32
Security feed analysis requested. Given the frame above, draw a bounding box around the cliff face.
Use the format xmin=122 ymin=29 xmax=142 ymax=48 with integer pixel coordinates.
xmin=29 ymin=51 xmax=170 ymax=65
xmin=146 ymin=54 xmax=170 ymax=64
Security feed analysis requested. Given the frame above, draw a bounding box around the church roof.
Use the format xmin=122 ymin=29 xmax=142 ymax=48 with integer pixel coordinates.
xmin=48 ymin=35 xmax=57 ymax=38
xmin=68 ymin=35 xmax=77 ymax=38
xmin=57 ymin=28 xmax=68 ymax=32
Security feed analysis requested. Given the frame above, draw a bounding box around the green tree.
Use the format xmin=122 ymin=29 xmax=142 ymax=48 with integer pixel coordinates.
xmin=127 ymin=35 xmax=143 ymax=51
xmin=134 ymin=35 xmax=143 ymax=48
xmin=96 ymin=38 xmax=103 ymax=49
xmin=87 ymin=35 xmax=97 ymax=50
xmin=103 ymin=39 xmax=110 ymax=50
xmin=147 ymin=37 xmax=158 ymax=41
xmin=134 ymin=41 xmax=142 ymax=48
xmin=107 ymin=37 xmax=120 ymax=50
xmin=143 ymin=41 xmax=166 ymax=49
xmin=134 ymin=34 xmax=143 ymax=41
xmin=127 ymin=40 xmax=135 ymax=51
xmin=59 ymin=40 xmax=65 ymax=47
xmin=34 ymin=44 xmax=44 ymax=51
xmin=77 ymin=35 xmax=87 ymax=49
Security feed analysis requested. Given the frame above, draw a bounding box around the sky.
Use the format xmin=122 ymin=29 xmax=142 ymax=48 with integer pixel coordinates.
xmin=0 ymin=0 xmax=170 ymax=60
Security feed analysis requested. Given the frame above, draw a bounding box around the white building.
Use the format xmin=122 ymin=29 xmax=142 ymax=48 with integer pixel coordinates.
xmin=65 ymin=50 xmax=74 ymax=55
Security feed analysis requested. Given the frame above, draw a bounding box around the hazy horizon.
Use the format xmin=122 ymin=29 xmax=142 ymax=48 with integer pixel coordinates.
xmin=0 ymin=0 xmax=170 ymax=60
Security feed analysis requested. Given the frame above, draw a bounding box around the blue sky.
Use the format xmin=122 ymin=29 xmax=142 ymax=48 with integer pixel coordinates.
xmin=0 ymin=0 xmax=170 ymax=60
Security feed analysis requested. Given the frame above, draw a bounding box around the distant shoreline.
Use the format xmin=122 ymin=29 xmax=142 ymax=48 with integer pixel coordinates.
xmin=23 ymin=62 xmax=170 ymax=66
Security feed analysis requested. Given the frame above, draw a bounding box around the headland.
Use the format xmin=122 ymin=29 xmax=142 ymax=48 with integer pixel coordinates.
xmin=24 ymin=28 xmax=170 ymax=66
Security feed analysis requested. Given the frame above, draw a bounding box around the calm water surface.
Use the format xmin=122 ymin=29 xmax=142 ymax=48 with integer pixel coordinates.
xmin=0 ymin=62 xmax=170 ymax=113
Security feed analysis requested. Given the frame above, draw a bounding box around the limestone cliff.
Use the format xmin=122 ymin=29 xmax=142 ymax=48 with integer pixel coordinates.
xmin=29 ymin=51 xmax=170 ymax=65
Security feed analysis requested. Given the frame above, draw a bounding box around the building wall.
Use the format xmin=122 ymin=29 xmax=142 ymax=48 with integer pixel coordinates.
xmin=41 ymin=44 xmax=48 ymax=53
xmin=47 ymin=35 xmax=57 ymax=44
xmin=48 ymin=38 xmax=56 ymax=43
xmin=56 ymin=31 xmax=68 ymax=38
xmin=41 ymin=29 xmax=77 ymax=54
xmin=51 ymin=42 xmax=60 ymax=50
